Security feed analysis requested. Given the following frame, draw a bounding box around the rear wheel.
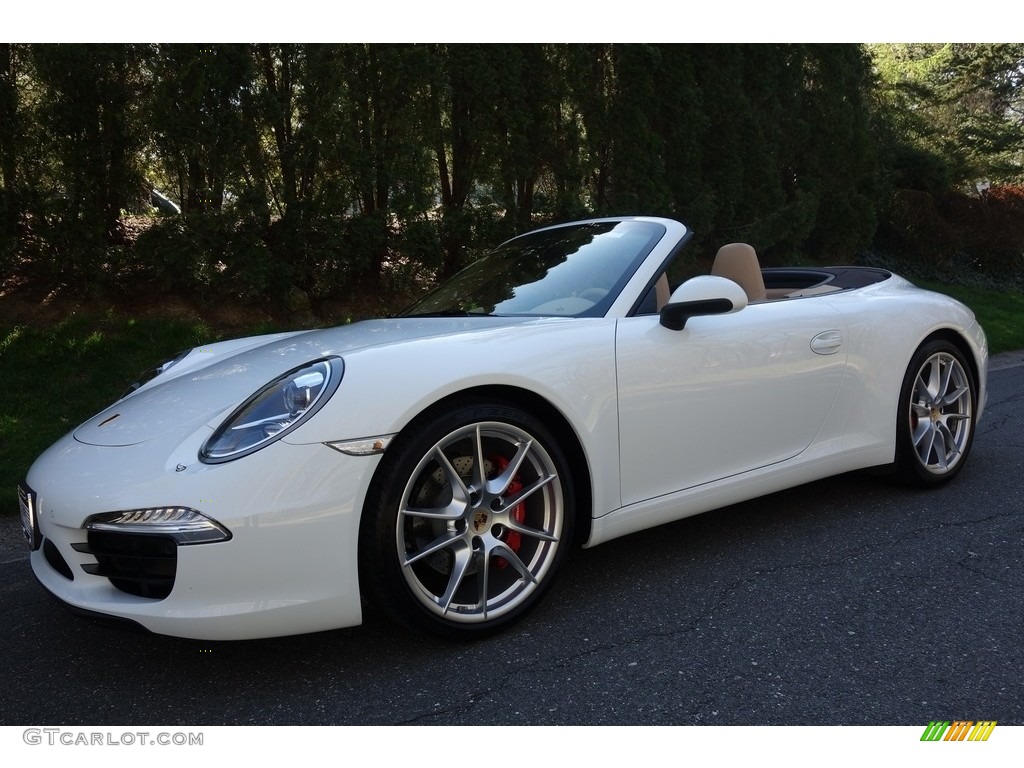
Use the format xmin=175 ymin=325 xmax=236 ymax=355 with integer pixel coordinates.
xmin=360 ymin=398 xmax=574 ymax=638
xmin=895 ymin=340 xmax=976 ymax=486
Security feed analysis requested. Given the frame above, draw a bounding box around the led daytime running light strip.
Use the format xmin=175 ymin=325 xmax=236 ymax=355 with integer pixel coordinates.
xmin=86 ymin=507 xmax=231 ymax=544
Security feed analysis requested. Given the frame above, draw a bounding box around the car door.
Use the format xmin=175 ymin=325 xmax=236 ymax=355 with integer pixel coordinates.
xmin=615 ymin=297 xmax=848 ymax=506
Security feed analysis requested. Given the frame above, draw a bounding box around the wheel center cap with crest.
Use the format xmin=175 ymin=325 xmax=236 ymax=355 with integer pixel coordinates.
xmin=472 ymin=509 xmax=490 ymax=534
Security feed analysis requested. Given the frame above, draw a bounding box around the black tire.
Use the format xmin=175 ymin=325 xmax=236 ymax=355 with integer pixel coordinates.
xmin=359 ymin=397 xmax=575 ymax=638
xmin=894 ymin=339 xmax=976 ymax=487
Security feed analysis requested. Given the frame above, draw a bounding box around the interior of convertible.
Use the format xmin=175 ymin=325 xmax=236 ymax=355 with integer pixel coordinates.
xmin=643 ymin=242 xmax=892 ymax=314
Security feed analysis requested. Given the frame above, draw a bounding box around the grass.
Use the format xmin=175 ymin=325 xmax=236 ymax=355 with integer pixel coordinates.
xmin=2 ymin=280 xmax=1022 ymax=516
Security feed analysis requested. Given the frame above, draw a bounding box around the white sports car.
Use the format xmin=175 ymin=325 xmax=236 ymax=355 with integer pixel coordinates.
xmin=20 ymin=217 xmax=987 ymax=640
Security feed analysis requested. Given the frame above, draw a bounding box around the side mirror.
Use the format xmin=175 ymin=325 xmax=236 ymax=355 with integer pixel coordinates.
xmin=659 ymin=275 xmax=748 ymax=331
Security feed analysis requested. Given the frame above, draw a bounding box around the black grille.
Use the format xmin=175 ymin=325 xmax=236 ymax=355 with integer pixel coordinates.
xmin=77 ymin=531 xmax=177 ymax=599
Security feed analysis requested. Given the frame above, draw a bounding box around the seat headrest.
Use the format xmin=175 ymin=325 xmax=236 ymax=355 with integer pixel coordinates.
xmin=711 ymin=243 xmax=766 ymax=303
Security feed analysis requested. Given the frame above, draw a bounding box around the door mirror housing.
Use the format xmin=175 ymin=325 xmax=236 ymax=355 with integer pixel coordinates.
xmin=659 ymin=275 xmax=749 ymax=331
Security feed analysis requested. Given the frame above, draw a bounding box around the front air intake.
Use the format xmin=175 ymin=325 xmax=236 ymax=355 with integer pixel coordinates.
xmin=76 ymin=531 xmax=177 ymax=599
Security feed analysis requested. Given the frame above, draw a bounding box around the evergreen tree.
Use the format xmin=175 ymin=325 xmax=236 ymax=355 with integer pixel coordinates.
xmin=426 ymin=44 xmax=499 ymax=276
xmin=30 ymin=43 xmax=150 ymax=278
xmin=149 ymin=44 xmax=255 ymax=214
xmin=870 ymin=43 xmax=1024 ymax=184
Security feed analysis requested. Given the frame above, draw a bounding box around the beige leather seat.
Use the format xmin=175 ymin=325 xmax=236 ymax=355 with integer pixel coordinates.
xmin=711 ymin=243 xmax=766 ymax=303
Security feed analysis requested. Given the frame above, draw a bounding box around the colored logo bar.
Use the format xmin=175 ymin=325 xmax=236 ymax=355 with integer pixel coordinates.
xmin=920 ymin=721 xmax=997 ymax=741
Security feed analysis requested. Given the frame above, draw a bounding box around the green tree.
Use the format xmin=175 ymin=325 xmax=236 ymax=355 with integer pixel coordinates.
xmin=606 ymin=44 xmax=673 ymax=215
xmin=689 ymin=44 xmax=761 ymax=249
xmin=564 ymin=44 xmax=614 ymax=212
xmin=540 ymin=45 xmax=589 ymax=222
xmin=32 ymin=44 xmax=149 ymax=259
xmin=150 ymin=44 xmax=255 ymax=213
xmin=0 ymin=44 xmax=26 ymax=249
xmin=336 ymin=44 xmax=436 ymax=283
xmin=870 ymin=43 xmax=1024 ymax=184
xmin=426 ymin=44 xmax=500 ymax=276
xmin=798 ymin=45 xmax=880 ymax=258
xmin=654 ymin=45 xmax=708 ymax=237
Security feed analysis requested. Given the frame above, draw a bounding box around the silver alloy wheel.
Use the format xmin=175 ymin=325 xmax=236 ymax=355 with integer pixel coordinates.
xmin=908 ymin=351 xmax=973 ymax=474
xmin=396 ymin=421 xmax=564 ymax=623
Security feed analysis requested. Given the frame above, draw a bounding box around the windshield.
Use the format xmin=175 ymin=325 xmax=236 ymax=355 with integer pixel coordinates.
xmin=403 ymin=220 xmax=666 ymax=318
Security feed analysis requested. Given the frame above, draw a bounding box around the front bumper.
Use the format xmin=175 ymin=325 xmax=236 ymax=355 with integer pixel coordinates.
xmin=25 ymin=430 xmax=379 ymax=640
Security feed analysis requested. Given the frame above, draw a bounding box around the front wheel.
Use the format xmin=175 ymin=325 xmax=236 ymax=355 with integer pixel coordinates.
xmin=359 ymin=399 xmax=574 ymax=638
xmin=895 ymin=340 xmax=976 ymax=486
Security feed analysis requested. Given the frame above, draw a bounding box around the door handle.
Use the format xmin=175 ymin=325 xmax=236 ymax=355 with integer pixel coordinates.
xmin=810 ymin=330 xmax=843 ymax=355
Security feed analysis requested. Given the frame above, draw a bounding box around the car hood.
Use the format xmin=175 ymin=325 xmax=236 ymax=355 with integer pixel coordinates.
xmin=74 ymin=316 xmax=535 ymax=447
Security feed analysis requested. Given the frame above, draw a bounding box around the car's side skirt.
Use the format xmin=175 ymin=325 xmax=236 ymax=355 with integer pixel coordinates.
xmin=586 ymin=442 xmax=892 ymax=548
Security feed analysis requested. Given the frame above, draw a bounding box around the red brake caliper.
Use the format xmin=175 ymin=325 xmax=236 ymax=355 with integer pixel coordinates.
xmin=489 ymin=455 xmax=524 ymax=569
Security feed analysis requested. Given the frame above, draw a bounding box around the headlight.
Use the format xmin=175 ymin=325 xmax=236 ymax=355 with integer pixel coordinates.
xmin=200 ymin=357 xmax=342 ymax=463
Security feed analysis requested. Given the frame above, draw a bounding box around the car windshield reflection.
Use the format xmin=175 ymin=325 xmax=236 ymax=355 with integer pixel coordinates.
xmin=403 ymin=220 xmax=666 ymax=318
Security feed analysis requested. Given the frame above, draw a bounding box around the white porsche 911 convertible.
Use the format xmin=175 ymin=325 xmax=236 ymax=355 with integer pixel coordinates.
xmin=20 ymin=217 xmax=987 ymax=640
